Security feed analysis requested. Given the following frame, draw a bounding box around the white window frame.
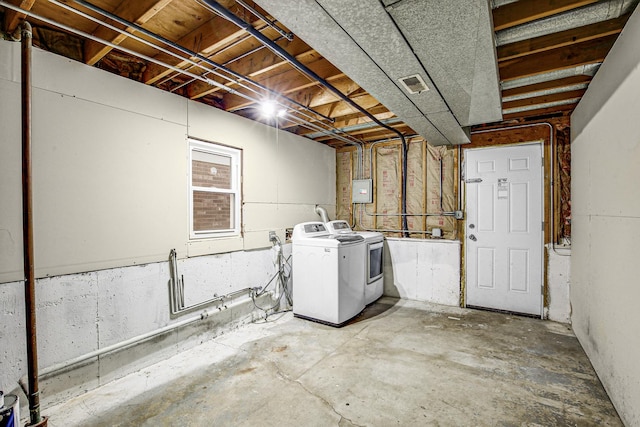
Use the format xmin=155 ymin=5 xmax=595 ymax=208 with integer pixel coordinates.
xmin=189 ymin=139 xmax=241 ymax=239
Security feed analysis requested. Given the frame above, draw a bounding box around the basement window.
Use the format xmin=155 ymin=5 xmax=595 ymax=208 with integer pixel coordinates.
xmin=189 ymin=139 xmax=241 ymax=239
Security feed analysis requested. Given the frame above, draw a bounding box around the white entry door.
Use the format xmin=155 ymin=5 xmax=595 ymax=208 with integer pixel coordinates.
xmin=465 ymin=143 xmax=543 ymax=316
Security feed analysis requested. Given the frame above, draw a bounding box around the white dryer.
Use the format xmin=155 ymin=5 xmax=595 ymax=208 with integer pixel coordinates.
xmin=292 ymin=222 xmax=366 ymax=326
xmin=325 ymin=220 xmax=384 ymax=305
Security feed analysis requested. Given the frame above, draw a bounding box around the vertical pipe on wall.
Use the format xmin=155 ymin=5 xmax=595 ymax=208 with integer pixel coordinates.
xmin=21 ymin=21 xmax=47 ymax=427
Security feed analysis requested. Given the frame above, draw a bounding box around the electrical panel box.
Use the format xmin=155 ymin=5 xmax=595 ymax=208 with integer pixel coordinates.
xmin=352 ymin=179 xmax=373 ymax=203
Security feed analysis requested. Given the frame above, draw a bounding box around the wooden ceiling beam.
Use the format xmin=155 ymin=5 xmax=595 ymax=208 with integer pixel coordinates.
xmin=498 ymin=13 xmax=629 ymax=62
xmin=499 ymin=33 xmax=617 ymax=81
xmin=502 ymin=74 xmax=592 ymax=98
xmin=4 ymin=0 xmax=36 ymax=34
xmin=502 ymin=103 xmax=576 ymax=120
xmin=83 ymin=0 xmax=173 ymax=66
xmin=327 ymin=106 xmax=392 ymax=128
xmin=493 ymin=0 xmax=599 ymax=31
xmin=310 ymin=94 xmax=381 ymax=120
xmin=225 ymin=39 xmax=311 ymax=79
xmin=185 ymin=43 xmax=318 ymax=100
xmin=359 ymin=127 xmax=414 ymax=142
xmin=502 ymin=89 xmax=585 ymax=110
xmin=292 ymin=107 xmax=393 ymax=134
xmin=142 ymin=16 xmax=269 ymax=85
xmin=217 ymin=58 xmax=342 ymax=108
xmin=313 ymin=122 xmax=409 ymax=142
xmin=287 ymin=76 xmax=362 ymax=109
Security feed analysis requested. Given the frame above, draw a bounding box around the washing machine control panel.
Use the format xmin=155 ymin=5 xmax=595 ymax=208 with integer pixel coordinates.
xmin=304 ymin=223 xmax=326 ymax=233
xmin=326 ymin=220 xmax=353 ymax=234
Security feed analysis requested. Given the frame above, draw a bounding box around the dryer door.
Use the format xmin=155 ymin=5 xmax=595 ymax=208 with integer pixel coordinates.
xmin=368 ymin=241 xmax=384 ymax=284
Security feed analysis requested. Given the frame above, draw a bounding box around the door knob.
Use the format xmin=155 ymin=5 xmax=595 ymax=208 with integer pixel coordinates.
xmin=469 ymin=234 xmax=477 ymax=241
xmin=469 ymin=224 xmax=475 ymax=229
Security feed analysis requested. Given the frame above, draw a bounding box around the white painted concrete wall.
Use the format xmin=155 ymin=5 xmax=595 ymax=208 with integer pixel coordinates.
xmin=384 ymin=238 xmax=460 ymax=306
xmin=0 ymin=247 xmax=283 ymax=406
xmin=545 ymin=245 xmax=571 ymax=324
xmin=0 ymin=39 xmax=335 ymax=282
xmin=570 ymin=8 xmax=640 ymax=426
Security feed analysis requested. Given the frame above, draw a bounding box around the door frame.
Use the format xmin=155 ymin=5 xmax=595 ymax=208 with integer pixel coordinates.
xmin=462 ymin=141 xmax=545 ymax=317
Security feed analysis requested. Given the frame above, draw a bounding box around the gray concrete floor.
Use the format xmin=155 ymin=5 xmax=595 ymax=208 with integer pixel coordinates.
xmin=47 ymin=298 xmax=621 ymax=426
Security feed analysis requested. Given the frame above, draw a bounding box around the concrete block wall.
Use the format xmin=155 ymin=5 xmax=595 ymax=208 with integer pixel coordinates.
xmin=0 ymin=247 xmax=283 ymax=407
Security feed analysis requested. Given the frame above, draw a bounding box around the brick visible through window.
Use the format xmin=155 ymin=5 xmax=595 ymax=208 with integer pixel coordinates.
xmin=191 ymin=159 xmax=232 ymax=189
xmin=189 ymin=140 xmax=241 ymax=238
xmin=192 ymin=191 xmax=233 ymax=231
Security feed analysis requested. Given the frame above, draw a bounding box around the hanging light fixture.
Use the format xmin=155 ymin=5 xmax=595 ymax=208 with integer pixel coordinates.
xmin=259 ymin=99 xmax=287 ymax=119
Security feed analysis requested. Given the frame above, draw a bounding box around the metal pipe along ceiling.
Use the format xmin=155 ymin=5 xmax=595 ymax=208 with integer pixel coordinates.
xmin=0 ymin=0 xmax=365 ymax=147
xmin=68 ymin=0 xmax=334 ymax=124
xmin=196 ymin=0 xmax=410 ymax=235
xmin=56 ymin=0 xmax=371 ymax=165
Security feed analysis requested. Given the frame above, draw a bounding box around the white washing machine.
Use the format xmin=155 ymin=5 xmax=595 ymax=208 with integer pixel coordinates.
xmin=325 ymin=220 xmax=385 ymax=305
xmin=292 ymin=221 xmax=366 ymax=326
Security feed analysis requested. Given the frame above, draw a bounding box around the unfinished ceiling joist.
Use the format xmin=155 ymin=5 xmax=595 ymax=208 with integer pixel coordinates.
xmin=1 ymin=0 xmax=636 ymax=146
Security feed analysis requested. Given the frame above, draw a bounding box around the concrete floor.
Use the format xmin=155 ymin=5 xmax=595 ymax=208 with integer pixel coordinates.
xmin=46 ymin=298 xmax=621 ymax=426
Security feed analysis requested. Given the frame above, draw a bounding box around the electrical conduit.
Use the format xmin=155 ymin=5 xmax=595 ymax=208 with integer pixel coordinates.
xmin=201 ymin=0 xmax=410 ymax=234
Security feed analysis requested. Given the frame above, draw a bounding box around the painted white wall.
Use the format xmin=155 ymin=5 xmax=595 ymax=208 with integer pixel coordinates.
xmin=545 ymin=245 xmax=571 ymax=323
xmin=570 ymin=8 xmax=640 ymax=426
xmin=384 ymin=238 xmax=460 ymax=306
xmin=0 ymin=39 xmax=335 ymax=282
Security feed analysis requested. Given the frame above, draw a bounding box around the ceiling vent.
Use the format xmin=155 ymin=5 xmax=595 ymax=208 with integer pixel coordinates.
xmin=398 ymin=74 xmax=429 ymax=94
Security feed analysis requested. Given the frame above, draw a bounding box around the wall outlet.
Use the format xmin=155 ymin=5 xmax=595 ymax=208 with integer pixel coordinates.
xmin=454 ymin=210 xmax=464 ymax=220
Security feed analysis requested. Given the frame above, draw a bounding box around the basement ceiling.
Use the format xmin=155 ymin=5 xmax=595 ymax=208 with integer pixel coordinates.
xmin=1 ymin=0 xmax=637 ymax=148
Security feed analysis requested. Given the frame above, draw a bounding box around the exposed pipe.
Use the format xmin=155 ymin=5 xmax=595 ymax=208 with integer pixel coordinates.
xmin=39 ymin=310 xmax=210 ymax=378
xmin=283 ymin=111 xmax=366 ymax=148
xmin=236 ymin=0 xmax=293 ymax=41
xmin=439 ymin=156 xmax=444 ymax=211
xmin=201 ymin=0 xmax=410 ymax=229
xmin=66 ymin=0 xmax=334 ymax=124
xmin=304 ymin=117 xmax=404 ymax=140
xmin=0 ymin=1 xmax=252 ymax=101
xmin=168 ymin=249 xmax=253 ymax=316
xmin=21 ymin=20 xmax=47 ymax=427
xmin=37 ymin=280 xmax=275 ymax=379
xmin=12 ymin=0 xmax=362 ymax=173
xmin=315 ymin=205 xmax=330 ymax=223
xmin=1 ymin=0 xmax=346 ymax=143
xmin=364 ymin=211 xmax=458 ymax=218
xmin=360 ymin=138 xmax=455 ymax=233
